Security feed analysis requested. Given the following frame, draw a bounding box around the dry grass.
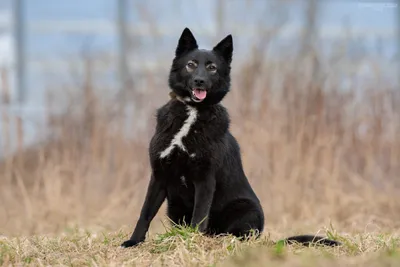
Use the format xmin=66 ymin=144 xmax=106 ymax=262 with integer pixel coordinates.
xmin=0 ymin=225 xmax=399 ymax=266
xmin=1 ymin=52 xmax=399 ymax=235
xmin=0 ymin=16 xmax=399 ymax=265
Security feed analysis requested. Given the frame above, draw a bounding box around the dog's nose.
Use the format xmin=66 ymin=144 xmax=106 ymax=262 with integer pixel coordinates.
xmin=194 ymin=78 xmax=205 ymax=87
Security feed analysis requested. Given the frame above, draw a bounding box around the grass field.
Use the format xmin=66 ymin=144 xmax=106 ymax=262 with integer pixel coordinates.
xmin=1 ymin=224 xmax=399 ymax=266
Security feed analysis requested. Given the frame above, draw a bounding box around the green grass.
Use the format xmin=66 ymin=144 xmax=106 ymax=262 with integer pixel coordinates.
xmin=0 ymin=225 xmax=399 ymax=266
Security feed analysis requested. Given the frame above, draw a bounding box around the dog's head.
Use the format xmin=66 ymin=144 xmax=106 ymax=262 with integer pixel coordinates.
xmin=168 ymin=28 xmax=233 ymax=105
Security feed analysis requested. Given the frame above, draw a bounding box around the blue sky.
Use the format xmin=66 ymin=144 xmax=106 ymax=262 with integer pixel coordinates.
xmin=0 ymin=0 xmax=397 ymax=102
xmin=20 ymin=0 xmax=398 ymax=56
xmin=23 ymin=0 xmax=398 ymax=27
xmin=0 ymin=0 xmax=396 ymax=110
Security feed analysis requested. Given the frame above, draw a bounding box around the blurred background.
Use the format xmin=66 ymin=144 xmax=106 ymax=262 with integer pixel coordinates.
xmin=0 ymin=0 xmax=399 ymax=236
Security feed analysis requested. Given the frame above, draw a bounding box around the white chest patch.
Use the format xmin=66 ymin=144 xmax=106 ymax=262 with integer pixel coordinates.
xmin=159 ymin=105 xmax=198 ymax=159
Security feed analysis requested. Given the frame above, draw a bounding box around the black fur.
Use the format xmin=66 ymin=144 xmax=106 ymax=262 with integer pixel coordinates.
xmin=121 ymin=28 xmax=341 ymax=248
xmin=283 ymin=235 xmax=341 ymax=247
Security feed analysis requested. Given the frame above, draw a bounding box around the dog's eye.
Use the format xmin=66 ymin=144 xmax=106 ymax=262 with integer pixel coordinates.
xmin=187 ymin=62 xmax=196 ymax=69
xmin=207 ymin=64 xmax=217 ymax=71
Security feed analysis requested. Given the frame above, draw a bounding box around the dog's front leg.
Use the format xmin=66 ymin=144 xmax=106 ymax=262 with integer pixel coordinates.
xmin=121 ymin=173 xmax=166 ymax=248
xmin=191 ymin=172 xmax=216 ymax=232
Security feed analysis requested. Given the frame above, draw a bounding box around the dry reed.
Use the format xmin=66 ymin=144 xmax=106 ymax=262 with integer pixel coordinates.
xmin=0 ymin=29 xmax=399 ymax=239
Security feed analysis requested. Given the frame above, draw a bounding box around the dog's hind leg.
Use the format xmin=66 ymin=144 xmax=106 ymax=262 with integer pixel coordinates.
xmin=214 ymin=199 xmax=264 ymax=239
xmin=224 ymin=210 xmax=263 ymax=238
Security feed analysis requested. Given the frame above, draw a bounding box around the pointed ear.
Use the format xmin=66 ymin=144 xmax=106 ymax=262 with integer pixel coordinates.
xmin=175 ymin=28 xmax=198 ymax=57
xmin=213 ymin=34 xmax=233 ymax=64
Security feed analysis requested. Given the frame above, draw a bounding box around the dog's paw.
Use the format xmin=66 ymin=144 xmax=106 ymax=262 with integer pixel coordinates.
xmin=120 ymin=239 xmax=141 ymax=248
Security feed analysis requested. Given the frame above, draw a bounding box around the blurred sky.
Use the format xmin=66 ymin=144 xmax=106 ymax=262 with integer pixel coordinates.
xmin=0 ymin=1 xmax=397 ymax=72
xmin=24 ymin=0 xmax=398 ymax=56
xmin=14 ymin=0 xmax=400 ymax=90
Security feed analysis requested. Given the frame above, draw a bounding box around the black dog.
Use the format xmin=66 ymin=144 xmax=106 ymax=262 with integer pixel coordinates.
xmin=121 ymin=28 xmax=340 ymax=248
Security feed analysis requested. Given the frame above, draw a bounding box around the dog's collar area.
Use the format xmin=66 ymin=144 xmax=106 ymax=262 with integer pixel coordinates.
xmin=177 ymin=96 xmax=191 ymax=103
xmin=169 ymin=91 xmax=192 ymax=104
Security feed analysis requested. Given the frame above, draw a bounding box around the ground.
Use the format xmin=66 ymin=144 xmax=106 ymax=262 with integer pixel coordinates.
xmin=1 ymin=224 xmax=399 ymax=267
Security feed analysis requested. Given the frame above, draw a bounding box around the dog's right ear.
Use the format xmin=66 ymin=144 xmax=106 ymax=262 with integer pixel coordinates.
xmin=213 ymin=34 xmax=233 ymax=64
xmin=175 ymin=28 xmax=198 ymax=57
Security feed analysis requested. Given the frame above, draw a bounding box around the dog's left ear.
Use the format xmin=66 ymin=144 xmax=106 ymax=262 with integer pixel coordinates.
xmin=176 ymin=28 xmax=198 ymax=57
xmin=213 ymin=34 xmax=233 ymax=64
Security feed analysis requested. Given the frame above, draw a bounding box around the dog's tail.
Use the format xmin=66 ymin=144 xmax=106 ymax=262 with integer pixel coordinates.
xmin=280 ymin=235 xmax=341 ymax=247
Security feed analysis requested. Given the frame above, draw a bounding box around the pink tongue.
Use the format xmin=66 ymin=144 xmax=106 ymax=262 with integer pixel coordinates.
xmin=194 ymin=89 xmax=207 ymax=100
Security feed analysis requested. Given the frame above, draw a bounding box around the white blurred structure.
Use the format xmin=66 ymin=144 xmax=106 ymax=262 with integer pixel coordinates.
xmin=0 ymin=10 xmax=15 ymax=102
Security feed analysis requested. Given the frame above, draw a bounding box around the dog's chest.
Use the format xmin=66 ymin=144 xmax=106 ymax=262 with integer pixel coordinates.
xmin=158 ymin=104 xmax=199 ymax=159
xmin=150 ymin=101 xmax=225 ymax=178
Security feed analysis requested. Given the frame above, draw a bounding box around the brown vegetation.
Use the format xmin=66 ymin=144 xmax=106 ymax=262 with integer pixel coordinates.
xmin=1 ymin=40 xmax=399 ymax=237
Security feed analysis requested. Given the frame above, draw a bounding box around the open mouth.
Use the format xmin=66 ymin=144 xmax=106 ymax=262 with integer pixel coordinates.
xmin=191 ymin=88 xmax=207 ymax=102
